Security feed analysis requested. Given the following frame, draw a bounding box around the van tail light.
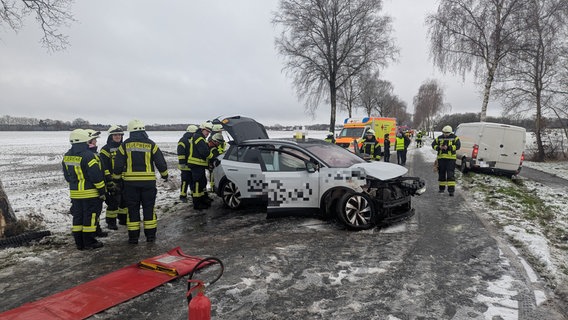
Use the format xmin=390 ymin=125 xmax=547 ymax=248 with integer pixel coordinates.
xmin=520 ymin=152 xmax=525 ymax=166
xmin=472 ymin=144 xmax=479 ymax=159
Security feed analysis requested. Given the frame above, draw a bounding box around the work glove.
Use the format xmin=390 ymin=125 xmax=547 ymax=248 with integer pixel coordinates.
xmin=98 ymin=189 xmax=106 ymax=201
xmin=162 ymin=175 xmax=169 ymax=182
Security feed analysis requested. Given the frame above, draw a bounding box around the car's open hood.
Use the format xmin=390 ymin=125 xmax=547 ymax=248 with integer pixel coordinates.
xmin=351 ymin=162 xmax=408 ymax=180
xmin=215 ymin=116 xmax=269 ymax=144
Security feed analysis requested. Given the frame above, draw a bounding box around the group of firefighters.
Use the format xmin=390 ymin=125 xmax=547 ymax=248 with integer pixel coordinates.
xmin=61 ymin=120 xmax=225 ymax=250
xmin=62 ymin=121 xmax=459 ymax=250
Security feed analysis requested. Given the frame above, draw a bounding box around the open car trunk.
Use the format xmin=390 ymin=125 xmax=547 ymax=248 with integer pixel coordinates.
xmin=214 ymin=116 xmax=269 ymax=144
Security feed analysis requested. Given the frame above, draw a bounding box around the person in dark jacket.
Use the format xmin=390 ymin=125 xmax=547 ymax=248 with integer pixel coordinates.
xmin=359 ymin=130 xmax=381 ymax=160
xmin=177 ymin=124 xmax=198 ymax=203
xmin=432 ymin=125 xmax=461 ymax=196
xmin=187 ymin=122 xmax=213 ymax=210
xmin=100 ymin=125 xmax=126 ymax=229
xmin=112 ymin=119 xmax=168 ymax=244
xmin=62 ymin=129 xmax=106 ymax=250
xmin=383 ymin=133 xmax=391 ymax=163
xmin=324 ymin=131 xmax=335 ymax=144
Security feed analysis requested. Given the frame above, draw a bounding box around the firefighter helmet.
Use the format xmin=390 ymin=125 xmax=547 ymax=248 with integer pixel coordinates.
xmin=85 ymin=129 xmax=101 ymax=140
xmin=212 ymin=133 xmax=224 ymax=143
xmin=108 ymin=124 xmax=124 ymax=135
xmin=200 ymin=121 xmax=213 ymax=131
xmin=186 ymin=124 xmax=199 ymax=133
xmin=366 ymin=129 xmax=375 ymax=135
xmin=212 ymin=124 xmax=223 ymax=132
xmin=128 ymin=119 xmax=145 ymax=132
xmin=442 ymin=125 xmax=452 ymax=133
xmin=69 ymin=129 xmax=91 ymax=144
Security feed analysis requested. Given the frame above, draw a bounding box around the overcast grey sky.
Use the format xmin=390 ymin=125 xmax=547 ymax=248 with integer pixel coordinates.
xmin=0 ymin=0 xmax=502 ymax=126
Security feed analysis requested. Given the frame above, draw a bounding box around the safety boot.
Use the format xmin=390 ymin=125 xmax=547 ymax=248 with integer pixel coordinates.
xmin=128 ymin=230 xmax=140 ymax=244
xmin=95 ymin=224 xmax=109 ymax=237
xmin=73 ymin=232 xmax=84 ymax=251
xmin=144 ymin=228 xmax=157 ymax=243
xmin=106 ymin=217 xmax=118 ymax=230
xmin=82 ymin=233 xmax=104 ymax=250
xmin=117 ymin=213 xmax=127 ymax=225
xmin=193 ymin=197 xmax=209 ymax=210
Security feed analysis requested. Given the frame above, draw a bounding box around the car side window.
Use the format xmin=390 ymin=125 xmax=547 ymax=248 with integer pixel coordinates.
xmin=277 ymin=147 xmax=309 ymax=172
xmin=260 ymin=148 xmax=277 ymax=171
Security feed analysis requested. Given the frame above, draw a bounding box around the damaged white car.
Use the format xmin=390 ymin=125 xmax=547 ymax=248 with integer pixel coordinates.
xmin=212 ymin=116 xmax=426 ymax=230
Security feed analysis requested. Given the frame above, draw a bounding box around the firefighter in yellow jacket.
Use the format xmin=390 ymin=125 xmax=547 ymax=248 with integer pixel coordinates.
xmin=100 ymin=125 xmax=126 ymax=229
xmin=62 ymin=129 xmax=106 ymax=250
xmin=187 ymin=122 xmax=213 ymax=210
xmin=112 ymin=120 xmax=168 ymax=244
xmin=432 ymin=125 xmax=461 ymax=196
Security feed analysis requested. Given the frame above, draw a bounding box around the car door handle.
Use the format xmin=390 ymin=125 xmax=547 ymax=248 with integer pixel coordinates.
xmin=227 ymin=168 xmax=238 ymax=171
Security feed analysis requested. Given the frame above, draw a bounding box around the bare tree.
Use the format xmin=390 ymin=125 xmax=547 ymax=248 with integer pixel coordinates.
xmin=358 ymin=71 xmax=381 ymax=117
xmin=337 ymin=76 xmax=360 ymax=118
xmin=0 ymin=0 xmax=75 ymax=51
xmin=495 ymin=0 xmax=568 ymax=161
xmin=273 ymin=0 xmax=397 ymax=132
xmin=426 ymin=0 xmax=525 ymax=122
xmin=388 ymin=96 xmax=411 ymax=125
xmin=413 ymin=79 xmax=446 ymax=135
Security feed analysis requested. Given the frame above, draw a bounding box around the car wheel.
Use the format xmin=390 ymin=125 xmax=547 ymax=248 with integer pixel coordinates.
xmin=337 ymin=192 xmax=375 ymax=230
xmin=221 ymin=180 xmax=241 ymax=209
xmin=460 ymin=158 xmax=468 ymax=173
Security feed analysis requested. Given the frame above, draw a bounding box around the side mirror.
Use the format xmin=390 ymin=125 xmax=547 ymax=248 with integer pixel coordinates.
xmin=306 ymin=161 xmax=318 ymax=173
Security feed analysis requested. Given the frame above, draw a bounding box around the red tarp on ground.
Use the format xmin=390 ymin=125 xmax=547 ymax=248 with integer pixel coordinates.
xmin=0 ymin=247 xmax=207 ymax=320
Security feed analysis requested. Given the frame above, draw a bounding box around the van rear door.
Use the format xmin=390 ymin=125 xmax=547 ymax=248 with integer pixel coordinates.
xmin=480 ymin=125 xmax=525 ymax=171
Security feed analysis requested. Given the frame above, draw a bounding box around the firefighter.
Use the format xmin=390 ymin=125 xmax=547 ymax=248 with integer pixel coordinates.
xmin=324 ymin=131 xmax=335 ymax=143
xmin=85 ymin=129 xmax=108 ymax=237
xmin=100 ymin=125 xmax=126 ymax=229
xmin=395 ymin=131 xmax=411 ymax=166
xmin=187 ymin=122 xmax=213 ymax=210
xmin=207 ymin=132 xmax=225 ymax=191
xmin=112 ymin=120 xmax=169 ymax=244
xmin=416 ymin=130 xmax=423 ymax=148
xmin=359 ymin=129 xmax=381 ymax=160
xmin=62 ymin=129 xmax=106 ymax=250
xmin=383 ymin=133 xmax=391 ymax=163
xmin=177 ymin=124 xmax=198 ymax=203
xmin=432 ymin=125 xmax=461 ymax=196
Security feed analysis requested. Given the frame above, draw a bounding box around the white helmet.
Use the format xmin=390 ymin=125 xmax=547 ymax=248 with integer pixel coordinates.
xmin=69 ymin=129 xmax=91 ymax=144
xmin=212 ymin=124 xmax=224 ymax=132
xmin=85 ymin=129 xmax=101 ymax=140
xmin=366 ymin=129 xmax=375 ymax=135
xmin=212 ymin=133 xmax=225 ymax=143
xmin=327 ymin=131 xmax=334 ymax=136
xmin=108 ymin=124 xmax=124 ymax=135
xmin=186 ymin=124 xmax=199 ymax=133
xmin=442 ymin=125 xmax=452 ymax=133
xmin=128 ymin=119 xmax=145 ymax=132
xmin=200 ymin=121 xmax=213 ymax=131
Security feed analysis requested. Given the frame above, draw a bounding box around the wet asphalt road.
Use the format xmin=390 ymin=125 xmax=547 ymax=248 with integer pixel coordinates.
xmin=0 ymin=150 xmax=566 ymax=319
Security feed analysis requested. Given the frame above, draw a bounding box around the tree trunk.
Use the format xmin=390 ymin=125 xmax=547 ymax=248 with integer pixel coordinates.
xmin=534 ymin=90 xmax=546 ymax=162
xmin=0 ymin=179 xmax=17 ymax=237
xmin=329 ymin=82 xmax=337 ymax=134
xmin=480 ymin=65 xmax=496 ymax=122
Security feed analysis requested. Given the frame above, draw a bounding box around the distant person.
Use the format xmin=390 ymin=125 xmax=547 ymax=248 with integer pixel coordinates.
xmin=383 ymin=133 xmax=391 ymax=162
xmin=177 ymin=124 xmax=198 ymax=203
xmin=360 ymin=130 xmax=381 ymax=161
xmin=415 ymin=130 xmax=423 ymax=148
xmin=62 ymin=129 xmax=106 ymax=250
xmin=112 ymin=119 xmax=169 ymax=244
xmin=100 ymin=125 xmax=126 ymax=229
xmin=324 ymin=131 xmax=335 ymax=144
xmin=432 ymin=125 xmax=461 ymax=196
xmin=395 ymin=131 xmax=410 ymax=166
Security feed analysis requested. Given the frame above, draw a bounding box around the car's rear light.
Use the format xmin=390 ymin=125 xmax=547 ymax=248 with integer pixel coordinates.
xmin=520 ymin=151 xmax=525 ymax=165
xmin=472 ymin=144 xmax=479 ymax=159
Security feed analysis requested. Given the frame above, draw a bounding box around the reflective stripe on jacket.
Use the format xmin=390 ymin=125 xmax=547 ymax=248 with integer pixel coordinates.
xmin=62 ymin=143 xmax=105 ymax=199
xmin=112 ymin=132 xmax=168 ymax=181
xmin=432 ymin=133 xmax=461 ymax=160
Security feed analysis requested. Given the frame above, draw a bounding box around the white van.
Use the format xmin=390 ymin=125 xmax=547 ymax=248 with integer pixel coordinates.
xmin=454 ymin=122 xmax=526 ymax=177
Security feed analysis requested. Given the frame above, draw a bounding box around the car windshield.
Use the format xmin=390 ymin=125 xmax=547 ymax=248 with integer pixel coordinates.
xmin=338 ymin=127 xmax=365 ymax=138
xmin=302 ymin=142 xmax=365 ymax=168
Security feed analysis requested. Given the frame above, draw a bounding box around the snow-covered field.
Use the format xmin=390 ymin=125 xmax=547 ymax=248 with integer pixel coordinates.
xmin=0 ymin=129 xmax=567 ymax=311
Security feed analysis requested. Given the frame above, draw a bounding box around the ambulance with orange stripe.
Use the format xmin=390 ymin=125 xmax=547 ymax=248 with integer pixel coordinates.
xmin=335 ymin=117 xmax=397 ymax=153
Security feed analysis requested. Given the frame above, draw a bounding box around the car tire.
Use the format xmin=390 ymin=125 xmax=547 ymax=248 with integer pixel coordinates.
xmin=221 ymin=180 xmax=241 ymax=209
xmin=337 ymin=192 xmax=375 ymax=230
